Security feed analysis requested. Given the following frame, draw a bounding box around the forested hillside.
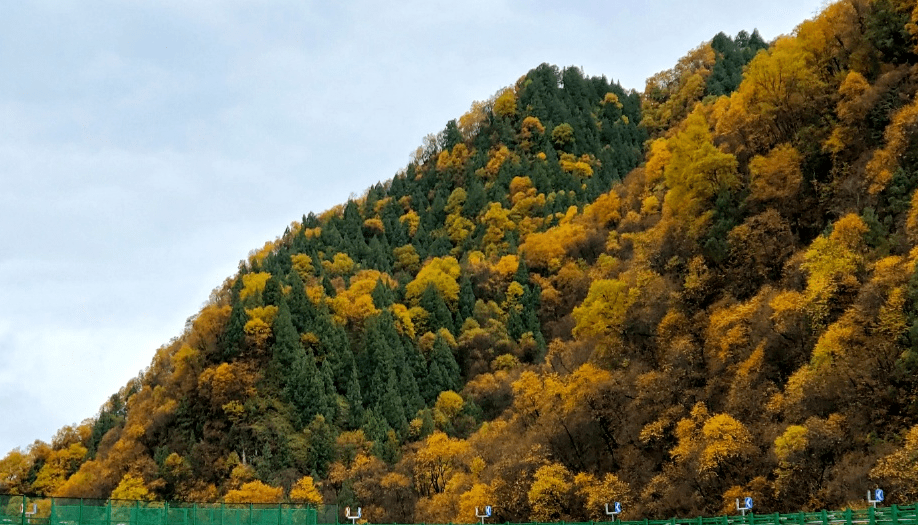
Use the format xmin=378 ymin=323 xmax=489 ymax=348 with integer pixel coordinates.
xmin=6 ymin=1 xmax=918 ymax=523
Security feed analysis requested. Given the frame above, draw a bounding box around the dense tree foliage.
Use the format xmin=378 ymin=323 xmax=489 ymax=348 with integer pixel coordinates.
xmin=10 ymin=4 xmax=918 ymax=522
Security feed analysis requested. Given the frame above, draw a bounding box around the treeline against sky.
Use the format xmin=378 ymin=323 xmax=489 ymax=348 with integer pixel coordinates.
xmin=6 ymin=2 xmax=918 ymax=522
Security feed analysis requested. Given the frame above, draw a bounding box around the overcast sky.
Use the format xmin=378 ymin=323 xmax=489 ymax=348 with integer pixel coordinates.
xmin=0 ymin=0 xmax=826 ymax=455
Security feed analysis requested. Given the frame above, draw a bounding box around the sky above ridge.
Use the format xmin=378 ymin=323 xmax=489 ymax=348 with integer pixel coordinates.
xmin=0 ymin=0 xmax=826 ymax=455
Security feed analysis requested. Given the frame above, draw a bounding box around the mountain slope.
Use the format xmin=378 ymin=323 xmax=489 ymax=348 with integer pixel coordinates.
xmin=7 ymin=1 xmax=918 ymax=523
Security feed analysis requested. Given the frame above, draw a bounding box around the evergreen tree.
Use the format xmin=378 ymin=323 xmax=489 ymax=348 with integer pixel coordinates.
xmin=419 ymin=283 xmax=455 ymax=334
xmin=287 ymin=270 xmax=316 ymax=334
xmin=371 ymin=278 xmax=395 ymax=309
xmin=320 ymin=358 xmax=338 ymax=422
xmin=344 ymin=362 xmax=364 ymax=429
xmin=366 ymin=236 xmax=392 ymax=272
xmin=457 ymin=273 xmax=476 ymax=322
xmin=321 ymin=275 xmax=337 ymax=297
xmin=376 ymin=370 xmax=408 ymax=436
xmin=463 ymin=178 xmax=487 ymax=217
xmin=221 ymin=294 xmax=247 ymax=361
xmin=425 ymin=334 xmax=461 ymax=403
xmin=287 ymin=349 xmax=330 ymax=429
xmin=304 ymin=414 xmax=336 ymax=478
xmin=362 ymin=408 xmax=393 ymax=457
xmin=272 ymin=302 xmax=301 ymax=374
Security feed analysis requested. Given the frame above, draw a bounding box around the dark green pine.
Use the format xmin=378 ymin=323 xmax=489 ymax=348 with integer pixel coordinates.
xmin=420 ymin=283 xmax=455 ymax=334
xmin=425 ymin=334 xmax=461 ymax=403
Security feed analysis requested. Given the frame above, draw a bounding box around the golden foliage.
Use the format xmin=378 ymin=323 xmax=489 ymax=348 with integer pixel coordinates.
xmin=400 ymin=210 xmax=421 ymax=238
xmin=289 ymin=476 xmax=323 ymax=505
xmin=434 ymin=391 xmax=465 ymax=420
xmin=32 ymin=442 xmax=88 ymax=496
xmin=661 ymin=108 xmax=738 ymax=231
xmin=224 ymin=480 xmax=284 ymax=503
xmin=480 ymin=203 xmax=516 ymax=256
xmin=363 ymin=217 xmax=384 ymax=236
xmin=582 ymin=191 xmax=622 ymax=227
xmin=198 ymin=362 xmax=257 ymax=410
xmin=329 ymin=270 xmax=395 ymax=326
xmin=457 ymin=483 xmax=495 ymax=524
xmin=459 ymin=100 xmax=488 ymax=140
xmin=322 ymin=253 xmax=356 ymax=276
xmin=413 ymin=431 xmax=470 ymax=496
xmin=716 ymin=36 xmax=824 ymax=151
xmin=642 ymin=42 xmax=716 ymax=137
xmin=528 ymin=463 xmax=572 ymax=522
xmin=437 ymin=143 xmax=472 ymax=173
xmin=559 ymin=153 xmax=595 ymax=178
xmin=575 ymin=472 xmax=631 ymax=521
xmin=493 ymin=88 xmax=517 ymax=119
xmin=774 ymin=425 xmax=808 ymax=463
xmin=483 ymin=146 xmax=513 ymax=179
xmin=867 ymin=97 xmax=918 ymax=194
xmin=572 ymin=279 xmax=637 ymax=343
xmin=871 ymin=425 xmax=918 ymax=500
xmin=110 ymin=473 xmax=151 ymax=501
xmin=393 ymin=244 xmax=421 ymax=274
xmin=749 ymin=143 xmax=802 ymax=202
xmin=0 ymin=449 xmax=31 ymax=494
xmin=405 ymin=256 xmax=461 ymax=304
xmin=671 ymin=403 xmax=754 ymax=475
xmin=240 ymin=272 xmax=271 ymax=300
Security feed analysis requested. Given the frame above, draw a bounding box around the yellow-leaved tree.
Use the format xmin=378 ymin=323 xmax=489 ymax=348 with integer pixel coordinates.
xmin=289 ymin=476 xmax=323 ymax=506
xmin=224 ymin=480 xmax=284 ymax=503
xmin=661 ymin=108 xmax=738 ymax=234
xmin=110 ymin=473 xmax=151 ymax=501
xmin=413 ymin=431 xmax=470 ymax=497
xmin=405 ymin=257 xmax=461 ymax=305
xmin=572 ymin=279 xmax=638 ymax=353
xmin=528 ymin=463 xmax=573 ymax=522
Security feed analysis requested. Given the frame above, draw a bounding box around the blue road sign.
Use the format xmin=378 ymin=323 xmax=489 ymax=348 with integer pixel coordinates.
xmin=485 ymin=506 xmax=492 ymax=517
xmin=876 ymin=489 xmax=884 ymax=503
xmin=744 ymin=497 xmax=754 ymax=510
xmin=614 ymin=502 xmax=622 ymax=514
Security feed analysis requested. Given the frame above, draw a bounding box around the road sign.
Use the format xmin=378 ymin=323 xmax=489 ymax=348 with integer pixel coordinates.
xmin=744 ymin=497 xmax=753 ymax=510
xmin=485 ymin=506 xmax=492 ymax=517
xmin=614 ymin=502 xmax=622 ymax=514
xmin=876 ymin=489 xmax=884 ymax=503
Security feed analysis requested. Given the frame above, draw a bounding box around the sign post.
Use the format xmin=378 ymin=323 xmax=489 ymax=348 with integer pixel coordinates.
xmin=344 ymin=506 xmax=362 ymax=525
xmin=868 ymin=489 xmax=884 ymax=508
xmin=605 ymin=502 xmax=622 ymax=521
xmin=475 ymin=506 xmax=492 ymax=525
xmin=736 ymin=497 xmax=753 ymax=517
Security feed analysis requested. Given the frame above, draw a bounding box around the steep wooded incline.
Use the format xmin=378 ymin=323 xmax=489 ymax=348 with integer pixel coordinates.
xmin=6 ymin=2 xmax=918 ymax=523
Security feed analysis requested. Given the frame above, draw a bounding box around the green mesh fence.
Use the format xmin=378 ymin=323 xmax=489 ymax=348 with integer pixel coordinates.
xmin=0 ymin=497 xmax=336 ymax=525
xmin=1 ymin=496 xmax=918 ymax=525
